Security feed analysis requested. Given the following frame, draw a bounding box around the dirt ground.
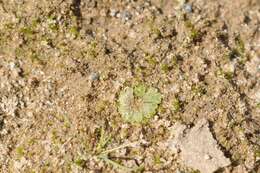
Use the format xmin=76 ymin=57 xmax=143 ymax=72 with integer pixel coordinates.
xmin=0 ymin=0 xmax=259 ymax=172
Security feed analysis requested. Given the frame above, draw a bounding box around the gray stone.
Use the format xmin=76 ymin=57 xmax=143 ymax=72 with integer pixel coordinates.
xmin=121 ymin=11 xmax=132 ymax=21
xmin=89 ymin=72 xmax=100 ymax=81
xmin=109 ymin=9 xmax=118 ymax=17
xmin=183 ymin=4 xmax=192 ymax=13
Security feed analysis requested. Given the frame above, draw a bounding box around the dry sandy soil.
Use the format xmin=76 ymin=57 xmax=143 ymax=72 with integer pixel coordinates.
xmin=0 ymin=0 xmax=259 ymax=172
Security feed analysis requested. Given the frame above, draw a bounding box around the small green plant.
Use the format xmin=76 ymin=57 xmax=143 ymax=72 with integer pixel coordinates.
xmin=88 ymin=128 xmax=143 ymax=172
xmin=97 ymin=154 xmax=143 ymax=172
xmin=95 ymin=127 xmax=111 ymax=153
xmin=185 ymin=21 xmax=202 ymax=43
xmin=118 ymin=84 xmax=162 ymax=124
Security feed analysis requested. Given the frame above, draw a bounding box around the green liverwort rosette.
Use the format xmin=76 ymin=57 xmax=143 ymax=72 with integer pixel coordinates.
xmin=118 ymin=85 xmax=162 ymax=124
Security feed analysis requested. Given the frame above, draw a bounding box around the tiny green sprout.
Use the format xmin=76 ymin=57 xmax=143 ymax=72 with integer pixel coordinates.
xmin=235 ymin=35 xmax=245 ymax=54
xmin=16 ymin=146 xmax=25 ymax=158
xmin=224 ymin=72 xmax=234 ymax=81
xmin=4 ymin=23 xmax=15 ymax=30
xmin=185 ymin=20 xmax=202 ymax=43
xmin=190 ymin=28 xmax=202 ymax=43
xmin=161 ymin=63 xmax=173 ymax=73
xmin=171 ymin=55 xmax=178 ymax=67
xmin=49 ymin=23 xmax=59 ymax=31
xmin=118 ymin=84 xmax=162 ymax=124
xmin=69 ymin=26 xmax=79 ymax=38
xmin=28 ymin=138 xmax=36 ymax=145
xmin=191 ymin=170 xmax=201 ymax=173
xmin=71 ymin=15 xmax=78 ymax=23
xmin=145 ymin=54 xmax=157 ymax=67
xmin=47 ymin=14 xmax=59 ymax=31
xmin=97 ymin=154 xmax=142 ymax=172
xmin=42 ymin=37 xmax=53 ymax=47
xmin=95 ymin=100 xmax=109 ymax=113
xmin=95 ymin=142 xmax=144 ymax=172
xmin=74 ymin=158 xmax=86 ymax=167
xmin=152 ymin=27 xmax=162 ymax=38
xmin=134 ymin=66 xmax=147 ymax=77
xmin=20 ymin=27 xmax=34 ymax=37
xmin=15 ymin=47 xmax=24 ymax=57
xmin=255 ymin=149 xmax=260 ymax=158
xmin=191 ymin=84 xmax=206 ymax=96
xmin=148 ymin=21 xmax=162 ymax=39
xmin=87 ymin=41 xmax=98 ymax=59
xmin=90 ymin=41 xmax=97 ymax=49
xmin=158 ymin=105 xmax=166 ymax=114
xmin=185 ymin=21 xmax=194 ymax=29
xmin=51 ymin=130 xmax=59 ymax=143
xmin=171 ymin=97 xmax=182 ymax=113
xmin=154 ymin=154 xmax=162 ymax=164
xmin=31 ymin=18 xmax=40 ymax=28
xmin=47 ymin=14 xmax=56 ymax=21
xmin=190 ymin=29 xmax=198 ymax=39
xmin=30 ymin=51 xmax=44 ymax=65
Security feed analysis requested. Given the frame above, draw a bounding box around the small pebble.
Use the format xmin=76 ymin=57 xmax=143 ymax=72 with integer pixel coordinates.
xmin=9 ymin=62 xmax=16 ymax=69
xmin=116 ymin=12 xmax=121 ymax=18
xmin=89 ymin=72 xmax=100 ymax=81
xmin=109 ymin=9 xmax=117 ymax=17
xmin=121 ymin=11 xmax=132 ymax=21
xmin=176 ymin=169 xmax=184 ymax=173
xmin=183 ymin=4 xmax=192 ymax=13
xmin=204 ymin=154 xmax=212 ymax=160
